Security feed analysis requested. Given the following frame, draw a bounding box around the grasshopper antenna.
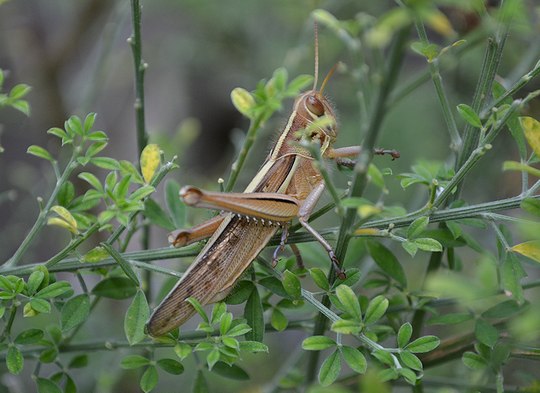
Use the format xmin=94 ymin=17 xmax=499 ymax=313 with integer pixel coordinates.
xmin=312 ymin=20 xmax=319 ymax=91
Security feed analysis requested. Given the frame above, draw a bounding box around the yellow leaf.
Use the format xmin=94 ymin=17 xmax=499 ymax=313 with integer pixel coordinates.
xmin=47 ymin=217 xmax=77 ymax=234
xmin=520 ymin=116 xmax=540 ymax=156
xmin=357 ymin=205 xmax=381 ymax=219
xmin=354 ymin=228 xmax=381 ymax=236
xmin=511 ymin=240 xmax=540 ymax=263
xmin=231 ymin=87 xmax=255 ymax=119
xmin=50 ymin=205 xmax=77 ymax=229
xmin=140 ymin=144 xmax=161 ymax=184
xmin=426 ymin=10 xmax=455 ymax=37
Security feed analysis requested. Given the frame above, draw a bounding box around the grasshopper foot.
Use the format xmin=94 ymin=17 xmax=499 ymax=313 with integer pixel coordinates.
xmin=329 ymin=251 xmax=346 ymax=280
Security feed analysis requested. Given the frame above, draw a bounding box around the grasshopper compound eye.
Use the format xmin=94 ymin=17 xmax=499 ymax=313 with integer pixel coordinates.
xmin=306 ymin=95 xmax=325 ymax=117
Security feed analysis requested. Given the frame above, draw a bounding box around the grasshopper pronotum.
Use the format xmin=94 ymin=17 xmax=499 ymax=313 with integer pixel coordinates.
xmin=146 ymin=25 xmax=396 ymax=337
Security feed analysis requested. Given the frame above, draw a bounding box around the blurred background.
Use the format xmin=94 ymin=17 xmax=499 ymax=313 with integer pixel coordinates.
xmin=1 ymin=0 xmax=540 ymax=392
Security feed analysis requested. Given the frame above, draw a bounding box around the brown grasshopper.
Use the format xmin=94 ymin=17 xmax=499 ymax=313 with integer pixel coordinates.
xmin=146 ymin=29 xmax=397 ymax=337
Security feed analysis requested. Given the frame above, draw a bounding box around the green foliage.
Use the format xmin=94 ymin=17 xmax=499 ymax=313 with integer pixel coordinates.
xmin=1 ymin=1 xmax=540 ymax=392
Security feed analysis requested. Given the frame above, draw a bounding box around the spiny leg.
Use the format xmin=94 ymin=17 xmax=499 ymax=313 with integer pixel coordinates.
xmin=298 ymin=183 xmax=346 ymax=279
xmin=272 ymin=225 xmax=290 ymax=267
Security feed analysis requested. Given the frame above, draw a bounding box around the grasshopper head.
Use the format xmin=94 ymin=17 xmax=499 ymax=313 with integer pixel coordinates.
xmin=295 ymin=90 xmax=337 ymax=155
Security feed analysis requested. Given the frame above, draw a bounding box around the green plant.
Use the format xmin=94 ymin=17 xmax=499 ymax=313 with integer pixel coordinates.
xmin=1 ymin=1 xmax=540 ymax=392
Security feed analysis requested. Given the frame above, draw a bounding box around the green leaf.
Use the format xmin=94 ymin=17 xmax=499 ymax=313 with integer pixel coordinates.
xmin=124 ymin=290 xmax=149 ymax=345
xmin=68 ymin=354 xmax=88 ymax=368
xmin=244 ymin=287 xmax=264 ymax=342
xmin=92 ymin=277 xmax=138 ymax=299
xmin=140 ymin=366 xmax=158 ymax=393
xmin=405 ymin=335 xmax=440 ymax=353
xmin=165 ymin=180 xmax=186 ymax=228
xmin=26 ymin=270 xmax=45 ymax=295
xmin=414 ymin=237 xmax=443 ymax=252
xmin=364 ymin=295 xmax=388 ymax=325
xmin=144 ymin=198 xmax=175 ymax=230
xmin=29 ymin=298 xmax=51 ymax=314
xmin=270 ymin=308 xmax=288 ymax=331
xmin=36 ymin=377 xmax=62 ymax=393
xmin=482 ymin=300 xmax=521 ymax=319
xmin=367 ymin=241 xmax=407 ymax=287
xmin=27 ymin=145 xmax=54 ymax=161
xmin=219 ymin=312 xmax=232 ymax=335
xmin=259 ymin=276 xmax=288 ymax=297
xmin=35 ymin=281 xmax=71 ymax=299
xmin=462 ymin=351 xmax=487 ymax=370
xmin=47 ymin=127 xmax=68 ymax=140
xmin=397 ymin=322 xmax=412 ymax=348
xmin=521 ymin=198 xmax=540 ymax=217
xmin=318 ymin=350 xmax=341 ymax=387
xmin=225 ymin=280 xmax=254 ymax=305
xmin=331 ymin=319 xmax=362 ymax=335
xmin=501 ymin=254 xmax=526 ymax=303
xmin=372 ymin=349 xmax=394 ymax=366
xmin=341 ymin=346 xmax=367 ymax=374
xmin=61 ymin=294 xmax=90 ymax=332
xmin=210 ymin=302 xmax=226 ymax=325
xmin=121 ymin=355 xmax=150 ymax=369
xmin=399 ymin=368 xmax=418 ymax=385
xmin=226 ymin=323 xmax=252 ymax=337
xmin=335 ymin=285 xmax=361 ymax=320
xmin=7 ymin=346 xmax=23 ymax=374
xmin=206 ymin=349 xmax=220 ymax=370
xmin=302 ymin=335 xmax=336 ymax=351
xmin=78 ymin=172 xmax=103 ymax=192
xmin=457 ymin=103 xmax=482 ymax=128
xmin=400 ymin=351 xmax=423 ymax=371
xmin=130 ymin=185 xmax=155 ymax=201
xmin=83 ymin=112 xmax=97 ymax=133
xmin=15 ymin=328 xmax=44 ymax=345
xmin=91 ymin=157 xmax=120 ymax=170
xmin=66 ymin=116 xmax=83 ymax=136
xmin=211 ymin=362 xmax=250 ymax=380
xmin=282 ymin=270 xmax=302 ymax=299
xmin=407 ymin=216 xmax=429 ymax=239
xmin=475 ymin=319 xmax=498 ymax=348
xmin=309 ymin=268 xmax=330 ymax=291
xmin=174 ymin=342 xmax=192 ymax=360
xmin=101 ymin=243 xmax=140 ymax=286
xmin=239 ymin=341 xmax=268 ymax=353
xmin=157 ymin=358 xmax=184 ymax=375
xmin=186 ymin=297 xmax=208 ymax=323
xmin=39 ymin=348 xmax=58 ymax=363
xmin=9 ymin=83 xmax=31 ymax=99
xmin=286 ymin=74 xmax=313 ymax=95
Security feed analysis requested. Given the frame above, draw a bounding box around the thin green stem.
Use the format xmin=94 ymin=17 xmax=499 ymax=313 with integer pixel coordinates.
xmin=45 ymin=223 xmax=100 ymax=268
xmin=225 ymin=115 xmax=265 ymax=192
xmin=0 ymin=305 xmax=17 ymax=340
xmin=481 ymin=59 xmax=540 ymax=119
xmin=414 ymin=20 xmax=461 ymax=151
xmin=4 ymin=157 xmax=78 ymax=267
xmin=129 ymin=0 xmax=148 ymax=154
xmin=129 ymin=0 xmax=151 ymax=299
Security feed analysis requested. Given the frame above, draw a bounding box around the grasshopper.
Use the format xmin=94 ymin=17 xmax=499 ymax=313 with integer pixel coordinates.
xmin=146 ymin=28 xmax=397 ymax=337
